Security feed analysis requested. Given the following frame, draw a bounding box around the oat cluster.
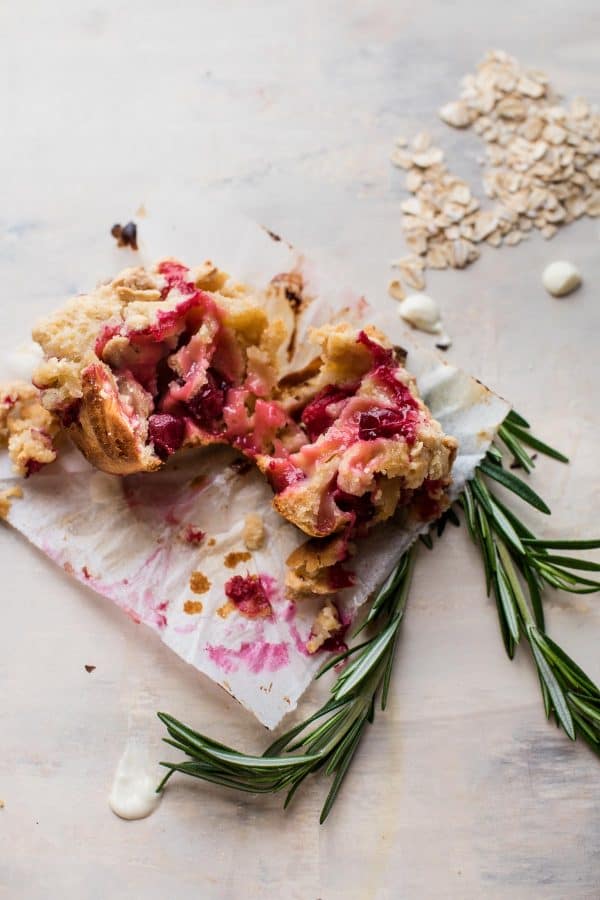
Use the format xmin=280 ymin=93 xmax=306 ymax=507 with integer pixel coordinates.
xmin=390 ymin=50 xmax=600 ymax=295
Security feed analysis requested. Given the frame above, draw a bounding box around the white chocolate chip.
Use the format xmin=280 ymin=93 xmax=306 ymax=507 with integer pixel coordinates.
xmin=398 ymin=293 xmax=442 ymax=334
xmin=542 ymin=261 xmax=582 ymax=297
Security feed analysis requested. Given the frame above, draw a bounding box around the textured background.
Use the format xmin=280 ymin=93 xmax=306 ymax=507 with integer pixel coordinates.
xmin=1 ymin=2 xmax=600 ymax=898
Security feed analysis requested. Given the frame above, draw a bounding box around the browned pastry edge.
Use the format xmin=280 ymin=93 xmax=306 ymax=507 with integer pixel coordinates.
xmin=67 ymin=365 xmax=161 ymax=476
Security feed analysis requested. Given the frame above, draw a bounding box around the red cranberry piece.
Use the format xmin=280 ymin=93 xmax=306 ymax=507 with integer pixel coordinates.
xmin=186 ymin=370 xmax=229 ymax=433
xmin=358 ymin=408 xmax=407 ymax=441
xmin=24 ymin=459 xmax=44 ymax=478
xmin=225 ymin=574 xmax=273 ymax=619
xmin=321 ymin=633 xmax=348 ymax=654
xmin=333 ymin=488 xmax=376 ymax=525
xmin=356 ymin=330 xmax=394 ymax=366
xmin=301 ymin=384 xmax=355 ymax=442
xmin=61 ymin=400 xmax=81 ymax=428
xmin=157 ymin=260 xmax=195 ymax=297
xmin=182 ymin=525 xmax=205 ymax=545
xmin=327 ymin=563 xmax=356 ymax=591
xmin=317 ymin=603 xmax=349 ymax=652
xmin=148 ymin=413 xmax=185 ymax=459
xmin=267 ymin=459 xmax=305 ymax=493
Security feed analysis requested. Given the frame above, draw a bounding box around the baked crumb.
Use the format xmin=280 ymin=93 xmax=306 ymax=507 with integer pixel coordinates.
xmin=0 ymin=485 xmax=23 ymax=520
xmin=183 ymin=599 xmax=204 ymax=615
xmin=189 ymin=571 xmax=211 ymax=594
xmin=307 ymin=602 xmax=343 ymax=654
xmin=111 ymin=221 xmax=138 ymax=250
xmin=216 ymin=600 xmax=236 ymax=619
xmin=243 ymin=513 xmax=265 ymax=550
xmin=286 ymin=534 xmax=354 ymax=596
xmin=0 ymin=382 xmax=59 ymax=477
xmin=224 ymin=550 xmax=251 ymax=568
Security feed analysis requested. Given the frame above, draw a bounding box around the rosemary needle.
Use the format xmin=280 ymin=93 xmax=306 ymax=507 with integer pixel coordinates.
xmin=157 ymin=412 xmax=600 ymax=821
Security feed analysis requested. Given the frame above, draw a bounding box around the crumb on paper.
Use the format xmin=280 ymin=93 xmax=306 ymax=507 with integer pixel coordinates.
xmin=217 ymin=600 xmax=236 ymax=619
xmin=0 ymin=485 xmax=23 ymax=519
xmin=183 ymin=599 xmax=204 ymax=615
xmin=224 ymin=550 xmax=252 ymax=568
xmin=285 ymin=534 xmax=353 ymax=596
xmin=306 ymin=602 xmax=343 ymax=654
xmin=189 ymin=571 xmax=211 ymax=594
xmin=136 ymin=204 xmax=147 ymax=218
xmin=0 ymin=799 xmax=4 ymax=809
xmin=243 ymin=513 xmax=265 ymax=550
xmin=0 ymin=382 xmax=59 ymax=477
xmin=207 ymin=537 xmax=216 ymax=547
xmin=111 ymin=221 xmax=138 ymax=250
xmin=84 ymin=664 xmax=96 ymax=673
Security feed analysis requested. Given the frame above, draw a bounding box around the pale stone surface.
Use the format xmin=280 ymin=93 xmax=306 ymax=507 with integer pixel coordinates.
xmin=1 ymin=2 xmax=600 ymax=898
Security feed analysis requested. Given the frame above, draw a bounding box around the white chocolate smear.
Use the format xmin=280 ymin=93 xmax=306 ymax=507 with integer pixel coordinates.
xmin=109 ymin=736 xmax=162 ymax=821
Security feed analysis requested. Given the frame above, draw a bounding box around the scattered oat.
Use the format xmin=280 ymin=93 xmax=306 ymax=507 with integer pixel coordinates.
xmin=394 ymin=256 xmax=426 ymax=290
xmin=438 ymin=50 xmax=600 ymax=247
xmin=504 ymin=230 xmax=524 ymax=246
xmin=387 ymin=278 xmax=406 ymax=301
xmin=390 ymin=147 xmax=412 ymax=170
xmin=189 ymin=571 xmax=211 ymax=593
xmin=243 ymin=513 xmax=265 ymax=551
xmin=0 ymin=485 xmax=23 ymax=520
xmin=439 ymin=100 xmax=474 ymax=128
xmin=392 ymin=51 xmax=600 ymax=291
xmin=542 ymin=260 xmax=582 ymax=297
xmin=183 ymin=599 xmax=204 ymax=615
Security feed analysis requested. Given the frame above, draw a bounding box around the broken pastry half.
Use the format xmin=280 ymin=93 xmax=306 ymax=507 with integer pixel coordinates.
xmin=264 ymin=325 xmax=457 ymax=595
xmin=30 ymin=260 xmax=297 ymax=475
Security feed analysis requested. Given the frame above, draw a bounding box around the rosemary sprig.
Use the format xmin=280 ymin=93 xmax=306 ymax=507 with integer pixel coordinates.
xmin=157 ymin=409 xmax=600 ymax=820
xmin=463 ymin=412 xmax=600 ymax=751
xmin=157 ymin=545 xmax=417 ymax=823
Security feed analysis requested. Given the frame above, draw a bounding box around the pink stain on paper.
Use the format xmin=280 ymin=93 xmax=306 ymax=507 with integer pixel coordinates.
xmin=206 ymin=641 xmax=290 ymax=674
